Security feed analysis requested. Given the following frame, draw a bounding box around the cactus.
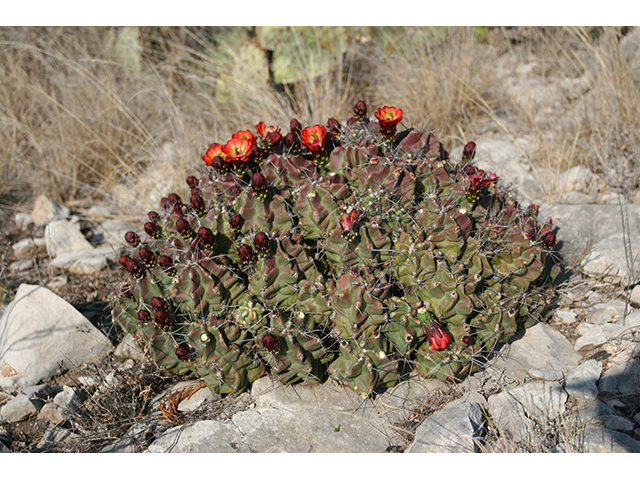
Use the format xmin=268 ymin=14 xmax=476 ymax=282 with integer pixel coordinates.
xmin=112 ymin=101 xmax=560 ymax=397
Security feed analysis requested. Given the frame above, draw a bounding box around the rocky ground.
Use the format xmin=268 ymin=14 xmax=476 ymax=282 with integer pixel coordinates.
xmin=2 ymin=33 xmax=640 ymax=452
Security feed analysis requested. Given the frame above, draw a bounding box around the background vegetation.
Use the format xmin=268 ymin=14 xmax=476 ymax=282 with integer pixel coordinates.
xmin=1 ymin=26 xmax=639 ymax=214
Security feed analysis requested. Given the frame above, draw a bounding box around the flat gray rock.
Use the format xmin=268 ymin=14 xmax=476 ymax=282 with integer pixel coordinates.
xmin=146 ymin=419 xmax=250 ymax=453
xmin=582 ymin=234 xmax=640 ymax=284
xmin=571 ymin=425 xmax=640 ymax=453
xmin=406 ymin=392 xmax=487 ymax=453
xmin=564 ymin=359 xmax=602 ymax=401
xmin=31 ymin=195 xmax=70 ymax=226
xmin=488 ymin=390 xmax=537 ymax=443
xmin=0 ymin=284 xmax=114 ymax=392
xmin=506 ymin=381 xmax=567 ymax=422
xmin=44 ymin=219 xmax=93 ymax=257
xmin=49 ymin=245 xmax=119 ymax=274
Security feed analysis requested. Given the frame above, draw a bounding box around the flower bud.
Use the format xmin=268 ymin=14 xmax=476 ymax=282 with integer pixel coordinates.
xmin=327 ymin=117 xmax=341 ymax=134
xmin=462 ymin=141 xmax=476 ymax=162
xmin=175 ymin=345 xmax=191 ymax=361
xmin=160 ymin=197 xmax=171 ymax=210
xmin=540 ymin=229 xmax=556 ymax=247
xmin=237 ymin=244 xmax=255 ymax=263
xmin=119 ymin=255 xmax=141 ymax=276
xmin=158 ymin=255 xmax=174 ymax=271
xmin=151 ymin=296 xmax=169 ymax=312
xmin=211 ymin=155 xmax=226 ymax=172
xmin=190 ymin=194 xmax=206 ymax=214
xmin=290 ymin=118 xmax=302 ymax=135
xmin=266 ymin=130 xmax=282 ymax=147
xmin=124 ymin=231 xmax=140 ymax=247
xmin=122 ymin=284 xmax=134 ymax=299
xmin=137 ymin=310 xmax=151 ymax=324
xmin=168 ymin=193 xmax=182 ymax=206
xmin=197 ymin=226 xmax=216 ymax=249
xmin=229 ymin=214 xmax=245 ymax=230
xmin=144 ymin=221 xmax=161 ymax=238
xmin=253 ymin=232 xmax=271 ymax=253
xmin=176 ymin=218 xmax=192 ymax=237
xmin=251 ymin=171 xmax=268 ymax=195
xmin=148 ymin=211 xmax=161 ymax=223
xmin=283 ymin=132 xmax=299 ymax=151
xmin=186 ymin=175 xmax=198 ymax=188
xmin=354 ymin=100 xmax=367 ymax=119
xmin=154 ymin=309 xmax=171 ymax=329
xmin=262 ymin=333 xmax=280 ymax=353
xmin=138 ymin=246 xmax=156 ymax=266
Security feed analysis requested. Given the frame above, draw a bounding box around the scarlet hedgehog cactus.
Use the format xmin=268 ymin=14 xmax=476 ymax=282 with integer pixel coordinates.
xmin=112 ymin=100 xmax=560 ymax=397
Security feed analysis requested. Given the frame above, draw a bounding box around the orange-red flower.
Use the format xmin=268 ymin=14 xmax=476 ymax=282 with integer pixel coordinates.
xmin=300 ymin=125 xmax=327 ymax=155
xmin=374 ymin=106 xmax=403 ymax=135
xmin=202 ymin=143 xmax=226 ymax=166
xmin=425 ymin=320 xmax=451 ymax=351
xmin=255 ymin=121 xmax=281 ymax=138
xmin=231 ymin=130 xmax=254 ymax=143
xmin=222 ymin=138 xmax=253 ymax=163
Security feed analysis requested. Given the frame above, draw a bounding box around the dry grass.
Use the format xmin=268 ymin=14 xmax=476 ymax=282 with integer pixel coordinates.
xmin=1 ymin=26 xmax=638 ymax=215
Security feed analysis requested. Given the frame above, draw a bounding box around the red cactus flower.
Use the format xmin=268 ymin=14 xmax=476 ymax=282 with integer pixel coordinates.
xmin=137 ymin=310 xmax=151 ymax=324
xmin=203 ymin=143 xmax=226 ymax=167
xmin=229 ymin=214 xmax=245 ymax=230
xmin=262 ymin=333 xmax=280 ymax=353
xmin=253 ymin=232 xmax=271 ymax=253
xmin=138 ymin=246 xmax=156 ymax=266
xmin=375 ymin=106 xmax=403 ymax=135
xmin=197 ymin=226 xmax=216 ymax=249
xmin=340 ymin=207 xmax=360 ymax=239
xmin=175 ymin=345 xmax=191 ymax=361
xmin=231 ymin=130 xmax=254 ymax=143
xmin=300 ymin=125 xmax=328 ymax=155
xmin=222 ymin=138 xmax=253 ymax=163
xmin=425 ymin=320 xmax=451 ymax=351
xmin=256 ymin=121 xmax=281 ymax=138
xmin=124 ymin=231 xmax=140 ymax=247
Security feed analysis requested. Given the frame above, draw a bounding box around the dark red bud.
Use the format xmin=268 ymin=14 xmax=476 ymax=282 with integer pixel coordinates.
xmin=462 ymin=335 xmax=472 ymax=344
xmin=354 ymin=100 xmax=367 ymax=118
xmin=283 ymin=132 xmax=299 ymax=150
xmin=148 ymin=211 xmax=161 ymax=222
xmin=327 ymin=117 xmax=341 ymax=134
xmin=186 ymin=175 xmax=198 ymax=188
xmin=266 ymin=131 xmax=282 ymax=146
xmin=290 ymin=118 xmax=302 ymax=135
xmin=154 ymin=309 xmax=171 ymax=329
xmin=229 ymin=214 xmax=245 ymax=230
xmin=230 ymin=185 xmax=242 ymax=197
xmin=541 ymin=229 xmax=556 ymax=247
xmin=176 ymin=218 xmax=192 ymax=237
xmin=462 ymin=141 xmax=476 ymax=161
xmin=119 ymin=255 xmax=141 ymax=276
xmin=138 ymin=246 xmax=156 ymax=266
xmin=144 ymin=221 xmax=160 ymax=237
xmin=251 ymin=171 xmax=268 ymax=194
xmin=198 ymin=226 xmax=216 ymax=248
xmin=175 ymin=345 xmax=191 ymax=361
xmin=151 ymin=296 xmax=169 ymax=312
xmin=253 ymin=232 xmax=270 ymax=253
xmin=172 ymin=204 xmax=183 ymax=217
xmin=160 ymin=197 xmax=171 ymax=210
xmin=137 ymin=310 xmax=151 ymax=324
xmin=237 ymin=244 xmax=255 ymax=262
xmin=122 ymin=284 xmax=134 ymax=299
xmin=251 ymin=143 xmax=264 ymax=159
xmin=168 ymin=193 xmax=182 ymax=206
xmin=191 ymin=187 xmax=200 ymax=196
xmin=211 ymin=155 xmax=226 ymax=172
xmin=190 ymin=194 xmax=206 ymax=214
xmin=124 ymin=231 xmax=140 ymax=247
xmin=158 ymin=255 xmax=174 ymax=271
xmin=262 ymin=333 xmax=280 ymax=353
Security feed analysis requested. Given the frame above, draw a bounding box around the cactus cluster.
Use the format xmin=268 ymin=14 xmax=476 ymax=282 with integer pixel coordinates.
xmin=112 ymin=101 xmax=560 ymax=397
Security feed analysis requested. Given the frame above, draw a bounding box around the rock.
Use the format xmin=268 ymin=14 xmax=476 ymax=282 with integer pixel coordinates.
xmin=0 ymin=394 xmax=40 ymax=422
xmin=46 ymin=275 xmax=68 ymax=291
xmin=570 ymin=425 xmax=640 ymax=453
xmin=0 ymin=284 xmax=114 ymax=393
xmin=101 ymin=418 xmax=159 ymax=453
xmin=564 ymin=399 xmax=616 ymax=424
xmin=37 ymin=402 xmax=67 ymax=424
xmin=553 ymin=308 xmax=577 ymax=325
xmin=14 ymin=212 xmax=34 ymax=230
xmin=557 ymin=165 xmax=595 ymax=194
xmin=582 ymin=234 xmax=640 ymax=284
xmin=585 ymin=300 xmax=627 ymax=324
xmin=35 ymin=424 xmax=80 ymax=452
xmin=31 ymin=195 xmax=70 ymax=226
xmin=574 ymin=324 xmax=608 ymax=352
xmin=8 ymin=259 xmax=34 ymax=273
xmin=49 ymin=245 xmax=119 ymax=274
xmin=91 ymin=219 xmax=136 ymax=250
xmin=44 ymin=219 xmax=93 ymax=257
xmin=146 ymin=419 xmax=250 ymax=453
xmin=558 ymin=191 xmax=597 ymax=204
xmin=599 ymin=415 xmax=636 ymax=432
xmin=630 ymin=285 xmax=640 ymax=305
xmin=406 ymin=392 xmax=487 ymax=453
xmin=53 ymin=387 xmax=84 ymax=411
xmin=507 ymin=381 xmax=567 ymax=422
xmin=11 ymin=238 xmax=45 ymax=257
xmin=488 ymin=390 xmax=537 ymax=443
xmin=529 ymin=368 xmax=564 ymax=382
xmin=564 ymin=359 xmax=602 ymax=401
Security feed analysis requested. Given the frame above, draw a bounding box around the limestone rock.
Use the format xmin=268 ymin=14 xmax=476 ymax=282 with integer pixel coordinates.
xmin=564 ymin=359 xmax=602 ymax=401
xmin=146 ymin=419 xmax=250 ymax=453
xmin=31 ymin=195 xmax=70 ymax=226
xmin=45 ymin=219 xmax=93 ymax=257
xmin=571 ymin=425 xmax=640 ymax=453
xmin=0 ymin=284 xmax=114 ymax=392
